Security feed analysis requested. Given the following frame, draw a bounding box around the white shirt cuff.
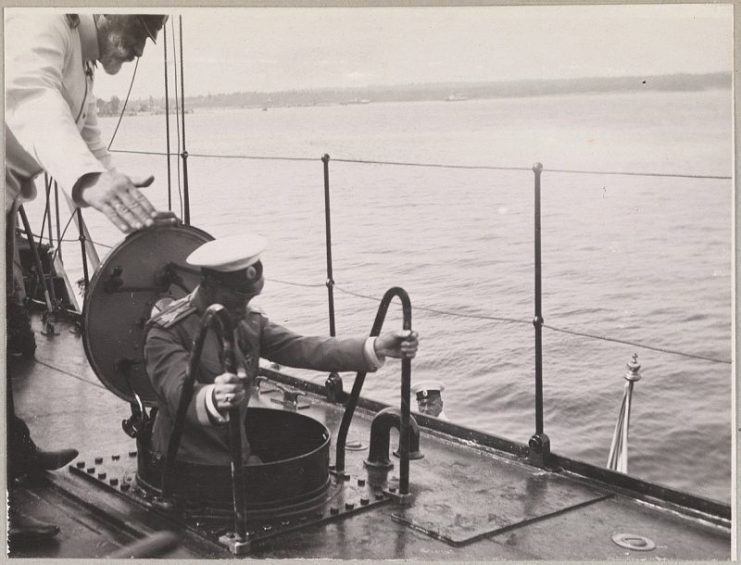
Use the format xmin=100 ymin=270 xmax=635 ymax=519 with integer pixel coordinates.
xmin=198 ymin=384 xmax=227 ymax=426
xmin=364 ymin=337 xmax=385 ymax=371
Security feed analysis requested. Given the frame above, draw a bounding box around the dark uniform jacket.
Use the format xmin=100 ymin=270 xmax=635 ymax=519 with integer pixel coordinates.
xmin=144 ymin=288 xmax=373 ymax=465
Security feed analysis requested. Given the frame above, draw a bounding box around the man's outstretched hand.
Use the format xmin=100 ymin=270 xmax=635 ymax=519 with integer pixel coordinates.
xmin=75 ymin=171 xmax=160 ymax=233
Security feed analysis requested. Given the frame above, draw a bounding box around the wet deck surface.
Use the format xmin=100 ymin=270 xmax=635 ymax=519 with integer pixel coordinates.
xmin=6 ymin=317 xmax=731 ymax=559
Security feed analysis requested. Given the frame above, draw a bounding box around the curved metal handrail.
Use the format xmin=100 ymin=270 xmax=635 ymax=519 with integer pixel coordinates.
xmin=334 ymin=286 xmax=413 ymax=496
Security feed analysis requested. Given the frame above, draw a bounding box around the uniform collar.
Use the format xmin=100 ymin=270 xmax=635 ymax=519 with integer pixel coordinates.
xmin=192 ymin=287 xmax=208 ymax=313
xmin=78 ymin=14 xmax=99 ymax=62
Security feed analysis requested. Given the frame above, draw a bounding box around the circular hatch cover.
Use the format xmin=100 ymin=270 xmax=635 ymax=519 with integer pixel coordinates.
xmin=83 ymin=224 xmax=213 ymax=405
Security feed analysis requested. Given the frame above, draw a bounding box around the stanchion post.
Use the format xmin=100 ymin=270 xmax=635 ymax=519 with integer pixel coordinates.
xmin=528 ymin=162 xmax=551 ymax=467
xmin=322 ymin=154 xmax=337 ymax=337
xmin=322 ymin=154 xmax=346 ymax=403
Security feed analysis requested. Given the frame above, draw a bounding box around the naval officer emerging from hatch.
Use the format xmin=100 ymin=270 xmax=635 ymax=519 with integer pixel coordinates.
xmin=411 ymin=381 xmax=448 ymax=420
xmin=144 ymin=234 xmax=419 ymax=465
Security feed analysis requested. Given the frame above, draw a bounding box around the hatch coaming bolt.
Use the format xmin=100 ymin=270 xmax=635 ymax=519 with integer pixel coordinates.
xmin=219 ymin=531 xmax=252 ymax=555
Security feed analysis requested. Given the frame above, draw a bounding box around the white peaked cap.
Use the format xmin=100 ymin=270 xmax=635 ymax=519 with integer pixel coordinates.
xmin=186 ymin=233 xmax=268 ymax=272
xmin=411 ymin=380 xmax=445 ymax=398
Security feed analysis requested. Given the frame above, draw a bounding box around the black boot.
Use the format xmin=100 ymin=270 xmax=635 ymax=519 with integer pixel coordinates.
xmin=7 ymin=301 xmax=36 ymax=359
xmin=11 ymin=447 xmax=79 ymax=480
xmin=8 ymin=512 xmax=60 ymax=547
xmin=30 ymin=447 xmax=79 ymax=472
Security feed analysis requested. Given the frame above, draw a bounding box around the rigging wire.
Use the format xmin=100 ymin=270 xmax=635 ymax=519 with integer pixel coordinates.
xmin=163 ymin=23 xmax=173 ymax=211
xmin=24 ymin=231 xmax=113 ymax=249
xmin=107 ymin=58 xmax=140 ymax=150
xmin=105 ymin=149 xmax=731 ymax=181
xmin=170 ymin=18 xmax=184 ymax=219
xmin=178 ymin=15 xmax=191 ymax=225
xmin=309 ymin=280 xmax=729 ymax=365
xmin=541 ymin=324 xmax=730 ymax=365
xmin=47 ymin=211 xmax=85 ymax=266
xmin=34 ymin=358 xmax=108 ymax=391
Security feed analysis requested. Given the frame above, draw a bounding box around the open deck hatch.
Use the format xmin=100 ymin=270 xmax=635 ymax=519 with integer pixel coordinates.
xmin=79 ymin=224 xmax=394 ymax=552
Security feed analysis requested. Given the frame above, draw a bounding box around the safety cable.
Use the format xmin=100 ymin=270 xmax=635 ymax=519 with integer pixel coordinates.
xmin=107 ymin=58 xmax=140 ymax=150
xmin=25 ymin=230 xmax=114 ymax=249
xmin=170 ymin=19 xmax=184 ymax=220
xmin=47 ymin=211 xmax=82 ymax=266
xmin=333 ymin=283 xmax=527 ymax=325
xmin=34 ymin=358 xmax=108 ymax=390
xmin=105 ymin=149 xmax=730 ymax=181
xmin=298 ymin=280 xmax=729 ymax=365
xmin=542 ymin=324 xmax=730 ymax=365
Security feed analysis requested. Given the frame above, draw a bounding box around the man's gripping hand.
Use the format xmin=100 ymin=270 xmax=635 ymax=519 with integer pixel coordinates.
xmin=374 ymin=330 xmax=419 ymax=360
xmin=213 ymin=372 xmax=248 ymax=411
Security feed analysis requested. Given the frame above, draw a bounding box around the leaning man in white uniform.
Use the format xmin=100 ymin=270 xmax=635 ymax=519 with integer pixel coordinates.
xmin=5 ymin=12 xmax=167 ymax=547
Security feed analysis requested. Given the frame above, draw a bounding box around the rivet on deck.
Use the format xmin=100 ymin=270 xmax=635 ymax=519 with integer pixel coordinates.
xmin=76 ymin=461 xmax=85 ymax=468
xmin=330 ymin=506 xmax=339 ymax=515
xmin=87 ymin=467 xmax=95 ymax=474
xmin=121 ymin=484 xmax=130 ymax=491
xmin=97 ymin=472 xmax=106 ymax=480
xmin=358 ymin=478 xmax=366 ymax=486
xmin=94 ymin=457 xmax=103 ymax=464
xmin=128 ymin=451 xmax=137 ymax=457
xmin=360 ymin=497 xmax=369 ymax=505
xmin=112 ymin=454 xmax=120 ymax=461
xmin=345 ymin=502 xmax=355 ymax=510
xmin=109 ymin=478 xmax=119 ymax=486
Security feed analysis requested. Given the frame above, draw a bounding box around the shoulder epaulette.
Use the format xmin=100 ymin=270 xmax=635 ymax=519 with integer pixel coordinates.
xmin=247 ymin=305 xmax=266 ymax=316
xmin=147 ymin=295 xmax=198 ymax=329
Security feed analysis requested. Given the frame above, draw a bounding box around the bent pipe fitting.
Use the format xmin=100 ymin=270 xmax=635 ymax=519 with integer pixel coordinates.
xmin=364 ymin=407 xmax=423 ymax=470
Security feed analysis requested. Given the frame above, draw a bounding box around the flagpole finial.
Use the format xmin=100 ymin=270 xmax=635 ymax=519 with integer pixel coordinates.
xmin=625 ymin=353 xmax=641 ymax=382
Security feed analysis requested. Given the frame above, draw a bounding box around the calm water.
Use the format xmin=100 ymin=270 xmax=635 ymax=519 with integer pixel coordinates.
xmin=26 ymin=89 xmax=732 ymax=502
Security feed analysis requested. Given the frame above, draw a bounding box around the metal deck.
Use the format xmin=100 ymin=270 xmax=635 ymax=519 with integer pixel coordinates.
xmin=5 ymin=316 xmax=731 ymax=559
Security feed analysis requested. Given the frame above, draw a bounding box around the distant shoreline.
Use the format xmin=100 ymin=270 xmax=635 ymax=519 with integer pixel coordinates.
xmin=99 ymin=72 xmax=730 ymax=116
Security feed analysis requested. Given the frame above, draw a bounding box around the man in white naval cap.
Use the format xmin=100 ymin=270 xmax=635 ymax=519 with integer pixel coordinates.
xmin=411 ymin=381 xmax=448 ymax=420
xmin=144 ymin=234 xmax=419 ymax=466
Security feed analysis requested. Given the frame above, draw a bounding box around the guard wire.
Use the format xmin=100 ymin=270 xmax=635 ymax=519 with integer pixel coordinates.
xmin=291 ymin=280 xmax=728 ymax=366
xmin=107 ymin=58 xmax=140 ymax=150
xmin=34 ymin=358 xmax=108 ymax=390
xmin=25 ymin=230 xmax=114 ymax=249
xmin=170 ymin=19 xmax=184 ymax=220
xmin=104 ymin=149 xmax=730 ymax=180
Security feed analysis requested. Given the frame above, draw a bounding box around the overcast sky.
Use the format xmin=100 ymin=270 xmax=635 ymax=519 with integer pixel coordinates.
xmin=17 ymin=5 xmax=734 ymax=99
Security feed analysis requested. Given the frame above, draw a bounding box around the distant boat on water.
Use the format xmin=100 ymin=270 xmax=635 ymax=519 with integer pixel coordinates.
xmin=445 ymin=94 xmax=468 ymax=101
